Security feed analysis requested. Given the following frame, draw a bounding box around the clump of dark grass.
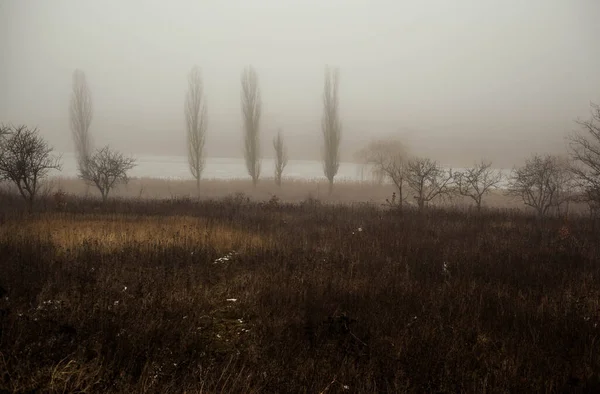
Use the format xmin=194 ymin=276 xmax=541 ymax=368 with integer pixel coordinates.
xmin=0 ymin=191 xmax=599 ymax=393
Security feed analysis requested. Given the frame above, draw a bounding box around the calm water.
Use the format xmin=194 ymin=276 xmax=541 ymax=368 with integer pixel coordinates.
xmin=55 ymin=152 xmax=368 ymax=181
xmin=54 ymin=152 xmax=512 ymax=185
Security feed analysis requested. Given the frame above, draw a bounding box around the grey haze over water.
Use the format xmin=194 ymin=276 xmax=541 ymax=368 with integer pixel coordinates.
xmin=55 ymin=153 xmax=512 ymax=184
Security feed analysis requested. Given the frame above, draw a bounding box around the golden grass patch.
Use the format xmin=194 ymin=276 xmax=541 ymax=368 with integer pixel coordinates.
xmin=0 ymin=213 xmax=269 ymax=254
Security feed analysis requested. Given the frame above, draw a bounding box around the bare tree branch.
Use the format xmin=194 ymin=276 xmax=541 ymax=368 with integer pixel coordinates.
xmin=0 ymin=125 xmax=62 ymax=209
xmin=355 ymin=139 xmax=409 ymax=209
xmin=506 ymin=154 xmax=572 ymax=217
xmin=185 ymin=66 xmax=208 ymax=192
xmin=81 ymin=146 xmax=136 ymax=202
xmin=454 ymin=160 xmax=503 ymax=210
xmin=568 ymin=102 xmax=600 ymax=212
xmin=241 ymin=66 xmax=261 ymax=186
xmin=405 ymin=157 xmax=454 ymax=211
xmin=322 ymin=66 xmax=341 ymax=194
xmin=273 ymin=129 xmax=288 ymax=187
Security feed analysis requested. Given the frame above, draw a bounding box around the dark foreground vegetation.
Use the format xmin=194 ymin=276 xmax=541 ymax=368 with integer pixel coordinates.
xmin=0 ymin=192 xmax=599 ymax=393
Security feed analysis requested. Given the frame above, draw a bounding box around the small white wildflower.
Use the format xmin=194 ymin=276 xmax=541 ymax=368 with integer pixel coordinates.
xmin=114 ymin=300 xmax=119 ymax=306
xmin=216 ymin=334 xmax=221 ymax=338
xmin=123 ymin=286 xmax=128 ymax=292
xmin=237 ymin=318 xmax=243 ymax=324
xmin=357 ymin=227 xmax=363 ymax=232
xmin=226 ymin=298 xmax=237 ymax=302
xmin=343 ymin=385 xmax=350 ymax=390
xmin=18 ymin=313 xmax=23 ymax=317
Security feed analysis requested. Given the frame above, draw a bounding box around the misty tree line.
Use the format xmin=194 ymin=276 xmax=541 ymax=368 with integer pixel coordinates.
xmin=356 ymin=110 xmax=600 ymax=217
xmin=0 ymin=64 xmax=343 ymax=207
xmin=1 ymin=65 xmax=600 ymax=217
xmin=186 ymin=65 xmax=341 ymax=193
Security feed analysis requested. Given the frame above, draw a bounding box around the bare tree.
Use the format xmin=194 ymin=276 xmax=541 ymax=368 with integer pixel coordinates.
xmin=0 ymin=125 xmax=61 ymax=208
xmin=322 ymin=66 xmax=341 ymax=194
xmin=0 ymin=125 xmax=11 ymax=183
xmin=69 ymin=69 xmax=93 ymax=176
xmin=273 ymin=129 xmax=288 ymax=187
xmin=82 ymin=146 xmax=136 ymax=202
xmin=507 ymin=154 xmax=569 ymax=217
xmin=0 ymin=125 xmax=8 ymax=182
xmin=550 ymin=156 xmax=576 ymax=216
xmin=355 ymin=139 xmax=409 ymax=209
xmin=405 ymin=157 xmax=454 ymax=211
xmin=568 ymin=102 xmax=600 ymax=211
xmin=185 ymin=66 xmax=208 ymax=192
xmin=0 ymin=124 xmax=9 ymax=138
xmin=454 ymin=160 xmax=503 ymax=211
xmin=241 ymin=66 xmax=261 ymax=186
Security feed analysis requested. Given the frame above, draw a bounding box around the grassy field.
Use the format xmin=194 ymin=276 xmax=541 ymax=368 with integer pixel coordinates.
xmin=0 ymin=192 xmax=599 ymax=393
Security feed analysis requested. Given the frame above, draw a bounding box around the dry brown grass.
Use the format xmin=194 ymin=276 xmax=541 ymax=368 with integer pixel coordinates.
xmin=1 ymin=193 xmax=599 ymax=392
xmin=0 ymin=213 xmax=270 ymax=255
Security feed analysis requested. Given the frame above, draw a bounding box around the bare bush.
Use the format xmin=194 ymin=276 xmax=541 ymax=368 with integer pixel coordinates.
xmin=0 ymin=124 xmax=10 ymax=181
xmin=69 ymin=69 xmax=93 ymax=176
xmin=355 ymin=139 xmax=409 ymax=209
xmin=454 ymin=160 xmax=503 ymax=211
xmin=0 ymin=124 xmax=9 ymax=137
xmin=405 ymin=157 xmax=454 ymax=211
xmin=322 ymin=66 xmax=341 ymax=194
xmin=507 ymin=154 xmax=571 ymax=217
xmin=273 ymin=129 xmax=288 ymax=187
xmin=569 ymin=102 xmax=600 ymax=212
xmin=185 ymin=66 xmax=208 ymax=192
xmin=0 ymin=125 xmax=62 ymax=208
xmin=82 ymin=146 xmax=136 ymax=202
xmin=241 ymin=66 xmax=262 ymax=186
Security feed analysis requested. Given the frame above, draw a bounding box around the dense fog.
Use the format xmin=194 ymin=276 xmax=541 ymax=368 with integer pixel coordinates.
xmin=1 ymin=0 xmax=599 ymax=168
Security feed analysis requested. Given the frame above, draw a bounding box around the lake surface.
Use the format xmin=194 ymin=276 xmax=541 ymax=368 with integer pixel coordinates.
xmin=55 ymin=152 xmax=369 ymax=181
xmin=55 ymin=152 xmax=513 ymax=185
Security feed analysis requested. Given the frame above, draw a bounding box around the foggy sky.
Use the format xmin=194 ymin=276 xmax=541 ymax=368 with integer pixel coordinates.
xmin=1 ymin=0 xmax=599 ymax=167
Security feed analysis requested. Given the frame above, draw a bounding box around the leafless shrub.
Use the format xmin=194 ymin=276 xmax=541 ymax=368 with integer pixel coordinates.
xmin=241 ymin=66 xmax=262 ymax=187
xmin=507 ymin=154 xmax=572 ymax=218
xmin=322 ymin=66 xmax=341 ymax=194
xmin=69 ymin=69 xmax=93 ymax=176
xmin=454 ymin=160 xmax=503 ymax=211
xmin=355 ymin=139 xmax=409 ymax=210
xmin=405 ymin=157 xmax=454 ymax=211
xmin=0 ymin=125 xmax=62 ymax=208
xmin=273 ymin=129 xmax=288 ymax=187
xmin=0 ymin=124 xmax=10 ymax=182
xmin=0 ymin=124 xmax=10 ymax=138
xmin=185 ymin=66 xmax=208 ymax=192
xmin=568 ymin=102 xmax=600 ymax=213
xmin=81 ymin=146 xmax=136 ymax=202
